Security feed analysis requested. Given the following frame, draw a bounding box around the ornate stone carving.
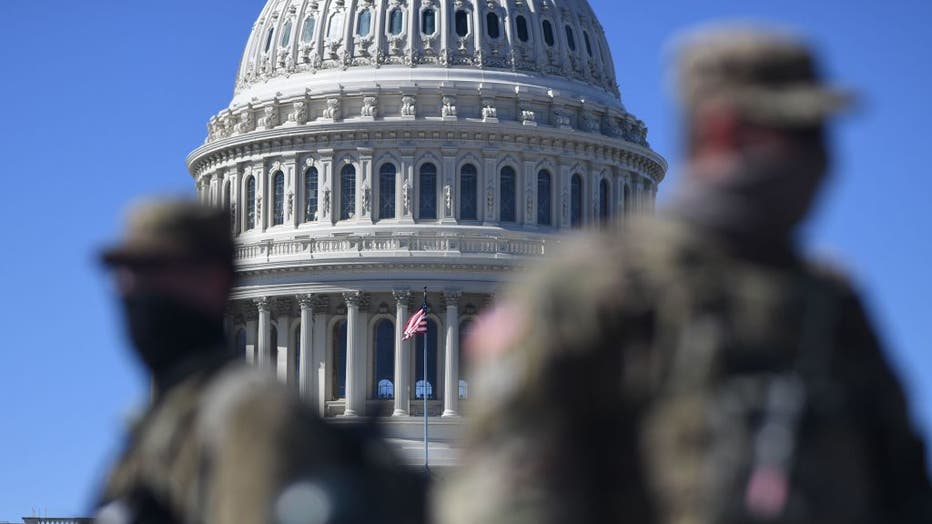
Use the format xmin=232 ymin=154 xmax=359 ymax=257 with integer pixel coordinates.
xmin=361 ymin=96 xmax=378 ymax=117
xmin=441 ymin=96 xmax=457 ymax=118
xmin=288 ymin=101 xmax=307 ymax=124
xmin=443 ymin=290 xmax=462 ymax=307
xmin=521 ymin=107 xmax=536 ymax=125
xmin=322 ymin=187 xmax=331 ymax=217
xmin=260 ymin=104 xmax=279 ymax=130
xmin=553 ymin=109 xmax=572 ymax=128
xmin=443 ymin=185 xmax=452 ymax=216
xmin=401 ymin=95 xmax=416 ymax=117
xmin=254 ymin=296 xmax=271 ymax=312
xmin=323 ymin=98 xmax=341 ymax=120
xmin=297 ymin=294 xmax=316 ymax=310
xmin=342 ymin=291 xmax=362 ymax=306
xmin=287 ymin=191 xmax=294 ymax=218
xmin=362 ymin=184 xmax=371 ymax=215
xmin=402 ymin=179 xmax=411 ymax=214
xmin=481 ymin=98 xmax=497 ymax=120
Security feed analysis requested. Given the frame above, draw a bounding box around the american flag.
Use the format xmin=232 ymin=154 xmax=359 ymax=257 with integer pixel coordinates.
xmin=403 ymin=306 xmax=429 ymax=340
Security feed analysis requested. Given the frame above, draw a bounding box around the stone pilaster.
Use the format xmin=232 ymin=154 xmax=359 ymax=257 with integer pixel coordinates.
xmin=297 ymin=294 xmax=316 ymax=402
xmin=254 ymin=297 xmax=271 ymax=370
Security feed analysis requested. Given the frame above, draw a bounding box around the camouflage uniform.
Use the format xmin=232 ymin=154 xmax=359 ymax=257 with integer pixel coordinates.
xmin=436 ymin=27 xmax=931 ymax=524
xmin=96 ymin=200 xmax=421 ymax=524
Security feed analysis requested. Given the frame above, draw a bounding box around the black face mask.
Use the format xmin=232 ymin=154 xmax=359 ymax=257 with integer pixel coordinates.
xmin=121 ymin=292 xmax=226 ymax=376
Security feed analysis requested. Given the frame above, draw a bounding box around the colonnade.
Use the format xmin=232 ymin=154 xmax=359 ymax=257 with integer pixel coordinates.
xmin=228 ymin=289 xmax=479 ymax=418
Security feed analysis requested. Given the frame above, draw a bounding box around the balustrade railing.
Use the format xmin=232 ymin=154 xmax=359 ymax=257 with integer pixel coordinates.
xmin=234 ymin=231 xmax=549 ymax=264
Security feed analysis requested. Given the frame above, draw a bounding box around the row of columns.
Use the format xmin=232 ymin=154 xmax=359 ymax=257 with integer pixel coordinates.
xmin=235 ymin=290 xmax=466 ymax=418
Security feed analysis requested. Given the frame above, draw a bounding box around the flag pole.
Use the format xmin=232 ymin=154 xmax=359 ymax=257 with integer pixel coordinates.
xmin=423 ymin=286 xmax=429 ymax=472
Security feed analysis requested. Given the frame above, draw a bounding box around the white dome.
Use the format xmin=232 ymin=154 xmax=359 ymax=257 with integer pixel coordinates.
xmin=236 ymin=0 xmax=621 ymax=101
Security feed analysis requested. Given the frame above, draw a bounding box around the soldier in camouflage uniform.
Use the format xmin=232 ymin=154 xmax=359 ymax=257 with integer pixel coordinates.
xmin=435 ymin=27 xmax=932 ymax=524
xmin=95 ymin=200 xmax=421 ymax=524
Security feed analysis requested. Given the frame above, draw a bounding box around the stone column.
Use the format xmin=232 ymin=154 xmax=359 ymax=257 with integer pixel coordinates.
xmin=392 ymin=289 xmax=411 ymax=416
xmin=297 ymin=295 xmax=315 ymax=402
xmin=255 ymin=297 xmax=271 ymax=370
xmin=442 ymin=290 xmax=461 ymax=417
xmin=343 ymin=291 xmax=363 ymax=417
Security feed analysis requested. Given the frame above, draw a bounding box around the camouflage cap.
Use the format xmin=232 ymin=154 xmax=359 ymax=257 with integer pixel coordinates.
xmin=101 ymin=198 xmax=234 ymax=268
xmin=674 ymin=25 xmax=855 ymax=126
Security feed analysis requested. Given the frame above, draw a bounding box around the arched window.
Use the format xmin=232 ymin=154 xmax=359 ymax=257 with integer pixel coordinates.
xmin=304 ymin=167 xmax=318 ymax=222
xmin=388 ymin=9 xmax=404 ymax=35
xmin=515 ymin=15 xmax=529 ymax=42
xmin=270 ymin=325 xmax=279 ymax=373
xmin=421 ymin=9 xmax=436 ymax=35
xmin=570 ymin=174 xmax=583 ymax=228
xmin=499 ymin=166 xmax=516 ymax=223
xmin=486 ymin=12 xmax=500 ymax=39
xmin=454 ymin=10 xmax=469 ymax=37
xmin=419 ymin=163 xmax=437 ymax=220
xmin=459 ymin=318 xmax=474 ymax=399
xmin=246 ymin=176 xmax=256 ymax=230
xmin=356 ymin=9 xmax=371 ymax=36
xmin=373 ymin=319 xmax=395 ymax=399
xmin=301 ymin=16 xmax=317 ymax=43
xmin=340 ymin=164 xmax=356 ymax=220
xmin=272 ymin=171 xmax=284 ymax=226
xmin=264 ymin=27 xmax=275 ymax=53
xmin=327 ymin=12 xmax=344 ymax=41
xmin=537 ymin=170 xmax=552 ymax=226
xmin=378 ymin=163 xmax=396 ymax=220
xmin=583 ymin=30 xmax=593 ymax=57
xmin=414 ymin=319 xmax=438 ymax=399
xmin=542 ymin=20 xmax=555 ymax=46
xmin=565 ymin=25 xmax=577 ymax=52
xmin=599 ymin=178 xmax=610 ymax=223
xmin=280 ymin=20 xmax=293 ymax=47
xmin=332 ymin=320 xmax=347 ymax=399
xmin=460 ymin=164 xmax=478 ymax=221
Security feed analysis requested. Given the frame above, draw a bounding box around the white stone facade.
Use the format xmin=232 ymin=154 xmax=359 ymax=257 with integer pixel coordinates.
xmin=187 ymin=0 xmax=666 ymax=419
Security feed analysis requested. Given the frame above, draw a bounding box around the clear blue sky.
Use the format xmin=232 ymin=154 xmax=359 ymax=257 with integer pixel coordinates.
xmin=0 ymin=0 xmax=929 ymax=518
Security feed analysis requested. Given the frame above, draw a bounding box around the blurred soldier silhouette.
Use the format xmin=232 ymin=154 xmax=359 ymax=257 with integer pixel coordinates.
xmin=436 ymin=26 xmax=932 ymax=524
xmin=95 ymin=199 xmax=422 ymax=524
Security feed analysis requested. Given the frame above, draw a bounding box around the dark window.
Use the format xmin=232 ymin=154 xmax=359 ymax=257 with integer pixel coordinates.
xmin=500 ymin=166 xmax=516 ymax=223
xmin=455 ymin=10 xmax=469 ymax=37
xmin=599 ymin=178 xmax=610 ymax=223
xmin=378 ymin=163 xmax=396 ymax=219
xmin=332 ymin=320 xmax=347 ymax=399
xmin=460 ymin=164 xmax=478 ymax=220
xmin=222 ymin=180 xmax=231 ymax=209
xmin=357 ymin=9 xmax=371 ymax=36
xmin=294 ymin=324 xmax=301 ymax=387
xmin=270 ymin=326 xmax=279 ymax=370
xmin=414 ymin=319 xmax=438 ymax=399
xmin=304 ymin=167 xmax=318 ymax=222
xmin=542 ymin=20 xmax=554 ymax=46
xmin=583 ymin=30 xmax=593 ymax=57
xmin=422 ymin=9 xmax=436 ymax=35
xmin=623 ymin=184 xmax=631 ymax=215
xmin=565 ymin=25 xmax=576 ymax=52
xmin=235 ymin=328 xmax=246 ymax=359
xmin=389 ymin=9 xmax=404 ymax=35
xmin=272 ymin=171 xmax=284 ymax=225
xmin=571 ymin=174 xmax=583 ymax=227
xmin=516 ymin=15 xmax=529 ymax=42
xmin=486 ymin=12 xmax=500 ymax=39
xmin=537 ymin=170 xmax=552 ymax=226
xmin=265 ymin=27 xmax=274 ymax=53
xmin=246 ymin=176 xmax=256 ymax=230
xmin=373 ymin=319 xmax=395 ymax=399
xmin=281 ymin=21 xmax=293 ymax=47
xmin=419 ymin=163 xmax=437 ymax=220
xmin=301 ymin=16 xmax=316 ymax=43
xmin=340 ymin=164 xmax=356 ymax=220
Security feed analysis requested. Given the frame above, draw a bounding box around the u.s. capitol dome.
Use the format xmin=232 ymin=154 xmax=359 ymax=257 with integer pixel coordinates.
xmin=186 ymin=0 xmax=665 ymax=437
